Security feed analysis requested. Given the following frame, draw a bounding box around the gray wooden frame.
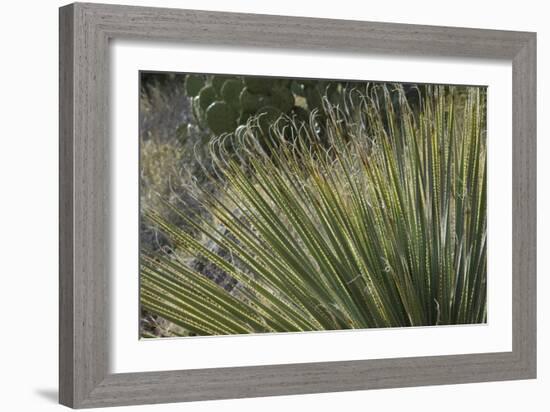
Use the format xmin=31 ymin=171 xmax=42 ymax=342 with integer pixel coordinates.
xmin=59 ymin=2 xmax=536 ymax=408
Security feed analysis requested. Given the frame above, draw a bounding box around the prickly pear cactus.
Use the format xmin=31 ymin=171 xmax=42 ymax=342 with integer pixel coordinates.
xmin=184 ymin=74 xmax=205 ymax=97
xmin=221 ymin=79 xmax=245 ymax=110
xmin=244 ymin=77 xmax=275 ymax=94
xmin=271 ymin=86 xmax=294 ymax=112
xmin=206 ymin=101 xmax=237 ymax=135
xmin=198 ymin=85 xmax=218 ymax=112
xmin=182 ymin=73 xmax=365 ymax=139
xmin=212 ymin=75 xmax=232 ymax=94
xmin=240 ymin=88 xmax=263 ymax=114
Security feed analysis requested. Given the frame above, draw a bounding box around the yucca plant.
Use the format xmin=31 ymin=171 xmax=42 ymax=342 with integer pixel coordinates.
xmin=140 ymin=83 xmax=487 ymax=336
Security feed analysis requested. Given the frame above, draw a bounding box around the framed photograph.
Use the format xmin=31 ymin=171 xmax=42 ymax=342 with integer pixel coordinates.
xmin=59 ymin=2 xmax=536 ymax=408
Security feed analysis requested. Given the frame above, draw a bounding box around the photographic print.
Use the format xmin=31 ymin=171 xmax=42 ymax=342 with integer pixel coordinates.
xmin=139 ymin=73 xmax=487 ymax=338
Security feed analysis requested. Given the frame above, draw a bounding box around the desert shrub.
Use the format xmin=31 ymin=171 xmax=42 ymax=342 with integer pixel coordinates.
xmin=140 ymin=83 xmax=487 ymax=336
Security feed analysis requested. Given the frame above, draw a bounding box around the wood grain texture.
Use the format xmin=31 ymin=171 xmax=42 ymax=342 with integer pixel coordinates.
xmin=59 ymin=2 xmax=537 ymax=408
xmin=512 ymin=35 xmax=537 ymax=373
xmin=59 ymin=4 xmax=74 ymax=406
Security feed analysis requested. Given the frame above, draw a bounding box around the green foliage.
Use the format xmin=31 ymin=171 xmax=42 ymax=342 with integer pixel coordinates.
xmin=182 ymin=74 xmax=370 ymax=138
xmin=271 ymin=86 xmax=295 ymax=112
xmin=239 ymin=87 xmax=263 ymax=113
xmin=244 ymin=76 xmax=275 ymax=94
xmin=184 ymin=74 xmax=205 ymax=97
xmin=141 ymin=84 xmax=487 ymax=336
xmin=198 ymin=85 xmax=217 ymax=112
xmin=290 ymin=80 xmax=305 ymax=96
xmin=212 ymin=75 xmax=232 ymax=94
xmin=205 ymin=101 xmax=237 ymax=135
xmin=304 ymin=83 xmax=324 ymax=111
xmin=221 ymin=79 xmax=245 ymax=109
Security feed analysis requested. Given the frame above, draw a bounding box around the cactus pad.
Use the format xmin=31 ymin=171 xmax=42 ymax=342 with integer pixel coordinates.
xmin=184 ymin=74 xmax=205 ymax=97
xmin=221 ymin=79 xmax=245 ymax=109
xmin=206 ymin=101 xmax=237 ymax=135
xmin=198 ymin=85 xmax=218 ymax=112
xmin=240 ymin=88 xmax=264 ymax=113
xmin=271 ymin=86 xmax=295 ymax=112
xmin=244 ymin=77 xmax=275 ymax=94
